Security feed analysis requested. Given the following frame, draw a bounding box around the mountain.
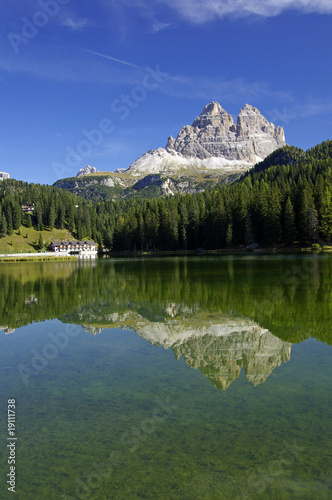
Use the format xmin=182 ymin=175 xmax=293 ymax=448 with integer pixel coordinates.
xmin=0 ymin=171 xmax=10 ymax=180
xmin=2 ymin=139 xmax=331 ymax=251
xmin=118 ymin=315 xmax=292 ymax=391
xmin=76 ymin=165 xmax=98 ymax=176
xmin=54 ymin=102 xmax=286 ymax=201
xmin=62 ymin=306 xmax=292 ymax=391
xmin=123 ymin=102 xmax=285 ymax=175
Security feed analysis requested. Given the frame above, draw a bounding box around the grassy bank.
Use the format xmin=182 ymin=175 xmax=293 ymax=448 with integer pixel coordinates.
xmin=0 ymin=256 xmax=78 ymax=263
xmin=105 ymin=245 xmax=332 ymax=257
xmin=0 ymin=227 xmax=75 ymax=254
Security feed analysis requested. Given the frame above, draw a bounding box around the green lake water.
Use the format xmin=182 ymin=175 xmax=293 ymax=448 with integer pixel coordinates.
xmin=0 ymin=255 xmax=331 ymax=499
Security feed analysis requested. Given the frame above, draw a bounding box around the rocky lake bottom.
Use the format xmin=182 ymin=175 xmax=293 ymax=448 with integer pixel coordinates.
xmin=0 ymin=256 xmax=331 ymax=499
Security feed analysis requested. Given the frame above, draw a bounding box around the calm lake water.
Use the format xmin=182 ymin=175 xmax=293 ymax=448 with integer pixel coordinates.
xmin=0 ymin=256 xmax=331 ymax=499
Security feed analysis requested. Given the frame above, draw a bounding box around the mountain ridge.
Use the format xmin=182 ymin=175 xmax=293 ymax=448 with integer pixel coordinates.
xmin=54 ymin=101 xmax=286 ymax=201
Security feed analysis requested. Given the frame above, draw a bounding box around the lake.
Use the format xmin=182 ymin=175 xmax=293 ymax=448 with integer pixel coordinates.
xmin=0 ymin=255 xmax=331 ymax=499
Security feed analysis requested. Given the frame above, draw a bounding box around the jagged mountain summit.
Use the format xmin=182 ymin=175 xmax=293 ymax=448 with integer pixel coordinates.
xmin=170 ymin=102 xmax=285 ymax=161
xmin=0 ymin=171 xmax=10 ymax=180
xmin=72 ymin=311 xmax=292 ymax=391
xmin=118 ymin=102 xmax=286 ymax=177
xmin=57 ymin=102 xmax=286 ymax=201
xmin=76 ymin=165 xmax=98 ymax=176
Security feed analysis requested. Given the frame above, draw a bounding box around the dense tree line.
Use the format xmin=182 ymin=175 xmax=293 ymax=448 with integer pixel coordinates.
xmin=98 ymin=140 xmax=332 ymax=250
xmin=2 ymin=257 xmax=332 ymax=345
xmin=1 ymin=140 xmax=332 ymax=249
xmin=0 ymin=181 xmax=105 ymax=245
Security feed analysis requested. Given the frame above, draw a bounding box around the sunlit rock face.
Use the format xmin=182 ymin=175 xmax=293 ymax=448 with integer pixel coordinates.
xmin=83 ymin=325 xmax=103 ymax=335
xmin=122 ymin=102 xmax=286 ymax=176
xmin=55 ymin=102 xmax=286 ymax=199
xmin=167 ymin=102 xmax=285 ymax=162
xmin=170 ymin=327 xmax=291 ymax=390
xmin=76 ymin=165 xmax=98 ymax=176
xmin=74 ymin=306 xmax=292 ymax=391
xmin=135 ymin=317 xmax=291 ymax=390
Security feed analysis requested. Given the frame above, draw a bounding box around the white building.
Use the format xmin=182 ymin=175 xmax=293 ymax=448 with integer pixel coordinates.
xmin=0 ymin=172 xmax=10 ymax=180
xmin=21 ymin=203 xmax=35 ymax=213
xmin=50 ymin=240 xmax=97 ymax=257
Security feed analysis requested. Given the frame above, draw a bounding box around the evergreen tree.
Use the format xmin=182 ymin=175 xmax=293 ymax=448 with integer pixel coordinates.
xmin=37 ymin=232 xmax=44 ymax=250
xmin=299 ymin=189 xmax=319 ymax=245
xmin=6 ymin=206 xmax=13 ymax=235
xmin=283 ymin=196 xmax=297 ymax=245
xmin=266 ymin=188 xmax=282 ymax=245
xmin=25 ymin=214 xmax=32 ymax=228
xmin=226 ymin=223 xmax=233 ymax=247
xmin=48 ymin=202 xmax=55 ymax=230
xmin=178 ymin=200 xmax=189 ymax=249
xmin=12 ymin=201 xmax=22 ymax=230
xmin=103 ymin=230 xmax=113 ymax=251
xmin=0 ymin=215 xmax=7 ymax=238
xmin=320 ymin=187 xmax=332 ymax=242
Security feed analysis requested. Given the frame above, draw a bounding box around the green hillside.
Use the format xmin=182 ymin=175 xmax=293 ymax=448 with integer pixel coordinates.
xmin=0 ymin=226 xmax=75 ymax=254
xmin=54 ymin=169 xmax=239 ymax=202
xmin=95 ymin=139 xmax=332 ymax=251
xmin=1 ymin=139 xmax=332 ymax=252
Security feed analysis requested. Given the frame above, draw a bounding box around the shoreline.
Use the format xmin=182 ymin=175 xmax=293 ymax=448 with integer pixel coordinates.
xmin=0 ymin=255 xmax=78 ymax=263
xmin=0 ymin=246 xmax=331 ymax=262
xmin=104 ymin=246 xmax=332 ymax=258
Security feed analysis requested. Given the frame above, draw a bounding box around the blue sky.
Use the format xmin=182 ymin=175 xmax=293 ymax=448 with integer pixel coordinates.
xmin=1 ymin=0 xmax=332 ymax=184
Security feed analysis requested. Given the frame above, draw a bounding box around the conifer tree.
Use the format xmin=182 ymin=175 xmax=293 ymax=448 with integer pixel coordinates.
xmin=48 ymin=202 xmax=55 ymax=230
xmin=37 ymin=232 xmax=44 ymax=250
xmin=0 ymin=215 xmax=7 ymax=238
xmin=283 ymin=196 xmax=297 ymax=245
xmin=226 ymin=223 xmax=233 ymax=247
xmin=320 ymin=187 xmax=332 ymax=242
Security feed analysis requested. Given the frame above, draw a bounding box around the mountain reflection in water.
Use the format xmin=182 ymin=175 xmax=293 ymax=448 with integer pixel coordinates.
xmin=81 ymin=315 xmax=292 ymax=391
xmin=1 ymin=255 xmax=331 ymax=391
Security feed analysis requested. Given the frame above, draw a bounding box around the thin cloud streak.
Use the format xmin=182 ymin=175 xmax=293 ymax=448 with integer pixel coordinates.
xmin=0 ymin=49 xmax=143 ymax=85
xmin=111 ymin=0 xmax=332 ymax=23
xmin=150 ymin=21 xmax=172 ymax=33
xmin=0 ymin=33 xmax=146 ymax=81
xmin=291 ymin=99 xmax=332 ymax=118
xmin=158 ymin=0 xmax=332 ymax=22
xmin=74 ymin=46 xmax=143 ymax=70
xmin=158 ymin=73 xmax=293 ymax=105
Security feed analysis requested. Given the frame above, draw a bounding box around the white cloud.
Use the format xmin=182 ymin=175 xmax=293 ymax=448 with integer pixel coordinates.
xmin=0 ymin=44 xmax=144 ymax=85
xmin=92 ymin=142 xmax=129 ymax=158
xmin=61 ymin=17 xmax=90 ymax=31
xmin=147 ymin=0 xmax=332 ymax=23
xmin=158 ymin=73 xmax=293 ymax=105
xmin=296 ymin=98 xmax=332 ymax=118
xmin=268 ymin=97 xmax=332 ymax=127
xmin=150 ymin=21 xmax=172 ymax=33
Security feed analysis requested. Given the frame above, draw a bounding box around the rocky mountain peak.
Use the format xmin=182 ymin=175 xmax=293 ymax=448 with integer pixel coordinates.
xmin=118 ymin=101 xmax=286 ymax=183
xmin=200 ymin=101 xmax=224 ymax=115
xmin=240 ymin=103 xmax=260 ymax=114
xmin=192 ymin=101 xmax=234 ymax=130
xmin=0 ymin=171 xmax=10 ymax=180
xmin=166 ymin=135 xmax=176 ymax=151
xmin=76 ymin=165 xmax=98 ymax=177
xmin=162 ymin=101 xmax=286 ymax=162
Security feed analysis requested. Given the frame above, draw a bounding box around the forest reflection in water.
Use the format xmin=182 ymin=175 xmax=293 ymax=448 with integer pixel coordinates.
xmin=1 ymin=255 xmax=331 ymax=391
xmin=1 ymin=256 xmax=331 ymax=499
